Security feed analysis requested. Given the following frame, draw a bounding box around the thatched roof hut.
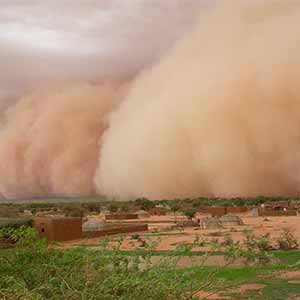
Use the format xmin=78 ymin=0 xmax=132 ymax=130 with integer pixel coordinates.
xmin=219 ymin=214 xmax=244 ymax=227
xmin=177 ymin=220 xmax=199 ymax=228
xmin=199 ymin=217 xmax=223 ymax=229
xmin=136 ymin=210 xmax=150 ymax=218
xmin=82 ymin=220 xmax=105 ymax=232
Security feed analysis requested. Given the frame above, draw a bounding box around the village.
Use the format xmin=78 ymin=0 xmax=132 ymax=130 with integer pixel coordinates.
xmin=2 ymin=198 xmax=300 ymax=300
xmin=2 ymin=199 xmax=300 ymax=253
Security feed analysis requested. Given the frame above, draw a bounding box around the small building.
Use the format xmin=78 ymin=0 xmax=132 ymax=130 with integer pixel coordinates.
xmin=34 ymin=217 xmax=83 ymax=242
xmin=176 ymin=220 xmax=199 ymax=228
xmin=100 ymin=208 xmax=110 ymax=215
xmin=199 ymin=217 xmax=223 ymax=230
xmin=219 ymin=214 xmax=244 ymax=227
xmin=136 ymin=210 xmax=150 ymax=218
xmin=149 ymin=207 xmax=168 ymax=216
xmin=23 ymin=209 xmax=33 ymax=216
xmin=129 ymin=206 xmax=143 ymax=213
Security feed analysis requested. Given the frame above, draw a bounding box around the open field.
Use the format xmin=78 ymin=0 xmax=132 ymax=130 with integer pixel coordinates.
xmin=61 ymin=214 xmax=300 ymax=253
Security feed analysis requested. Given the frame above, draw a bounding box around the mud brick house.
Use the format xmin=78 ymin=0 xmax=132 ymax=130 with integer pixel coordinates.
xmin=219 ymin=214 xmax=244 ymax=226
xmin=176 ymin=220 xmax=199 ymax=228
xmin=34 ymin=217 xmax=83 ymax=242
xmin=199 ymin=217 xmax=223 ymax=229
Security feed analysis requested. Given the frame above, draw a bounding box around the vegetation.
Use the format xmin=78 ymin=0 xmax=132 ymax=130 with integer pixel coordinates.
xmin=0 ymin=218 xmax=33 ymax=229
xmin=1 ymin=225 xmax=300 ymax=300
xmin=0 ymin=227 xmax=226 ymax=300
xmin=276 ymin=228 xmax=299 ymax=250
xmin=1 ymin=196 xmax=300 ymax=299
xmin=1 ymin=195 xmax=300 ymax=218
xmin=183 ymin=208 xmax=197 ymax=220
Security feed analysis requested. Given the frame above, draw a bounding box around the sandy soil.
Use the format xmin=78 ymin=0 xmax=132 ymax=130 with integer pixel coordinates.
xmin=196 ymin=283 xmax=266 ymax=299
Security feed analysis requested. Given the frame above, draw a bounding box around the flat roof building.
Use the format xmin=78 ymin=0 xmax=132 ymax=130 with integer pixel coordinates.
xmin=34 ymin=217 xmax=82 ymax=242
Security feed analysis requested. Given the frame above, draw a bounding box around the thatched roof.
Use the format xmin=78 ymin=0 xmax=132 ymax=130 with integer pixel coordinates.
xmin=219 ymin=214 xmax=244 ymax=226
xmin=82 ymin=220 xmax=105 ymax=231
xmin=200 ymin=217 xmax=223 ymax=229
xmin=136 ymin=210 xmax=150 ymax=216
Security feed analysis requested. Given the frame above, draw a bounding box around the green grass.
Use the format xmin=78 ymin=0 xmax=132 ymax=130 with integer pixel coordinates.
xmin=0 ymin=218 xmax=32 ymax=228
xmin=2 ymin=245 xmax=300 ymax=300
xmin=272 ymin=250 xmax=300 ymax=265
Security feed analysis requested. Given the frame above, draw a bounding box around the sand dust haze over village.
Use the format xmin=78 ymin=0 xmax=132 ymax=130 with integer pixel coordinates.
xmin=1 ymin=1 xmax=300 ymax=200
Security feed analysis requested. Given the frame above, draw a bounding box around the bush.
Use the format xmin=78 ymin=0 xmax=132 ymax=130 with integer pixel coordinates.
xmin=221 ymin=236 xmax=235 ymax=247
xmin=276 ymin=228 xmax=299 ymax=250
xmin=0 ymin=228 xmax=221 ymax=300
xmin=0 ymin=219 xmax=33 ymax=230
xmin=134 ymin=198 xmax=155 ymax=211
xmin=0 ymin=207 xmax=19 ymax=218
xmin=62 ymin=204 xmax=85 ymax=218
xmin=241 ymin=233 xmax=273 ymax=265
xmin=183 ymin=208 xmax=197 ymax=220
xmin=244 ymin=233 xmax=272 ymax=252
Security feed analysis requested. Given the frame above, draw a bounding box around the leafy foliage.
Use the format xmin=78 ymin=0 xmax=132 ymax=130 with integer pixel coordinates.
xmin=0 ymin=227 xmax=219 ymax=300
xmin=183 ymin=208 xmax=197 ymax=220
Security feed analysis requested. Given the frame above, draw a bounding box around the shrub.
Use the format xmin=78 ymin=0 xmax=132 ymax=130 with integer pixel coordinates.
xmin=134 ymin=198 xmax=155 ymax=211
xmin=62 ymin=204 xmax=85 ymax=218
xmin=276 ymin=228 xmax=299 ymax=250
xmin=242 ymin=233 xmax=273 ymax=265
xmin=0 ymin=228 xmax=223 ymax=300
xmin=193 ymin=235 xmax=208 ymax=247
xmin=221 ymin=236 xmax=235 ymax=247
xmin=0 ymin=207 xmax=19 ymax=218
xmin=131 ymin=234 xmax=140 ymax=240
xmin=183 ymin=208 xmax=197 ymax=220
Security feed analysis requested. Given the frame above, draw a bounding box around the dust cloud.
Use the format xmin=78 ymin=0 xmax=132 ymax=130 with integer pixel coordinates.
xmin=2 ymin=1 xmax=300 ymax=201
xmin=96 ymin=1 xmax=300 ymax=200
xmin=0 ymin=83 xmax=120 ymax=199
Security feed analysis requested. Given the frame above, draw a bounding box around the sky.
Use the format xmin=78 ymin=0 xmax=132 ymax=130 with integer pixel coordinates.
xmin=0 ymin=0 xmax=210 ymax=97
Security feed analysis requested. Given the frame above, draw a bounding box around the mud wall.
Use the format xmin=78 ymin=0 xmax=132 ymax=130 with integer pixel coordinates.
xmin=105 ymin=214 xmax=139 ymax=220
xmin=258 ymin=209 xmax=297 ymax=217
xmin=84 ymin=224 xmax=148 ymax=238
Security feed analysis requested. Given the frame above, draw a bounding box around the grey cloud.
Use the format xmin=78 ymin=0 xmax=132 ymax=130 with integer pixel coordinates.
xmin=0 ymin=0 xmax=209 ymax=97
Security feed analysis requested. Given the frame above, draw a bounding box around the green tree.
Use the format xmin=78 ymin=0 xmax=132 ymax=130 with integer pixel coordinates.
xmin=134 ymin=198 xmax=155 ymax=211
xmin=170 ymin=204 xmax=181 ymax=222
xmin=183 ymin=208 xmax=197 ymax=220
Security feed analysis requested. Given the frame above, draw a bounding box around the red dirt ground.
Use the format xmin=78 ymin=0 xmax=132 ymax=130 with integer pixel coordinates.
xmin=61 ymin=214 xmax=300 ymax=252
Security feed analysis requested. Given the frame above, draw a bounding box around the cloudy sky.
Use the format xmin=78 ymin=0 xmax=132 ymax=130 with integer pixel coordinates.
xmin=0 ymin=0 xmax=212 ymax=97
